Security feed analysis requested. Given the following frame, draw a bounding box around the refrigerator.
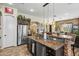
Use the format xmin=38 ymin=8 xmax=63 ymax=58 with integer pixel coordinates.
xmin=17 ymin=25 xmax=28 ymax=45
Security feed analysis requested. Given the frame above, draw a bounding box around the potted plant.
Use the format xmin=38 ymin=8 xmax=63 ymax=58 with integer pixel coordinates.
xmin=73 ymin=29 xmax=79 ymax=41
xmin=0 ymin=11 xmax=2 ymax=16
xmin=75 ymin=30 xmax=79 ymax=36
xmin=17 ymin=15 xmax=23 ymax=24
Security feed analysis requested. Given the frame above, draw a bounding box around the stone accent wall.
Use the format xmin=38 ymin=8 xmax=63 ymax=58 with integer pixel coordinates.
xmin=64 ymin=39 xmax=73 ymax=56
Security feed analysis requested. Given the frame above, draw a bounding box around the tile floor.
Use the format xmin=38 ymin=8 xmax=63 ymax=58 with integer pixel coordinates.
xmin=0 ymin=45 xmax=31 ymax=56
xmin=0 ymin=44 xmax=79 ymax=56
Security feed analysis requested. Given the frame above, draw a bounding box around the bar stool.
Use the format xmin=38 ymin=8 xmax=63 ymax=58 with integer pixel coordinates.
xmin=71 ymin=35 xmax=79 ymax=56
xmin=64 ymin=34 xmax=76 ymax=56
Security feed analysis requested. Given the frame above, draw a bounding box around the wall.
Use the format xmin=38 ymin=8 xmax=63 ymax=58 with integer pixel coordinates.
xmin=55 ymin=18 xmax=79 ymax=32
xmin=56 ymin=18 xmax=79 ymax=25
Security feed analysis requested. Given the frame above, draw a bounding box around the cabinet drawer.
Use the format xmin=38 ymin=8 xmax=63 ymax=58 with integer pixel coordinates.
xmin=46 ymin=47 xmax=56 ymax=56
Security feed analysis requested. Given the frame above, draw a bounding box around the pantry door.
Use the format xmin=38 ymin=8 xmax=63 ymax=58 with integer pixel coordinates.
xmin=2 ymin=15 xmax=17 ymax=48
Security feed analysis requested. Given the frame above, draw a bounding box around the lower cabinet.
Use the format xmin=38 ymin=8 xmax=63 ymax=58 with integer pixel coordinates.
xmin=46 ymin=46 xmax=64 ymax=56
xmin=28 ymin=39 xmax=46 ymax=56
xmin=31 ymin=40 xmax=36 ymax=56
xmin=36 ymin=42 xmax=46 ymax=56
xmin=35 ymin=43 xmax=64 ymax=56
xmin=46 ymin=47 xmax=56 ymax=56
xmin=28 ymin=38 xmax=31 ymax=52
xmin=28 ymin=39 xmax=36 ymax=56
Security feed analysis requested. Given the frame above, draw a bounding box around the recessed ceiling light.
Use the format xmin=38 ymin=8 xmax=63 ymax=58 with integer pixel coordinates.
xmin=30 ymin=9 xmax=34 ymax=12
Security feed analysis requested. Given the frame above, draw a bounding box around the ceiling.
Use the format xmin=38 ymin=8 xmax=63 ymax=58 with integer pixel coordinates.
xmin=0 ymin=3 xmax=79 ymax=21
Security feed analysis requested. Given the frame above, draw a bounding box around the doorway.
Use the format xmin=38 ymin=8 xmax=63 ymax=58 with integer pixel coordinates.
xmin=2 ymin=15 xmax=17 ymax=48
xmin=49 ymin=25 xmax=52 ymax=33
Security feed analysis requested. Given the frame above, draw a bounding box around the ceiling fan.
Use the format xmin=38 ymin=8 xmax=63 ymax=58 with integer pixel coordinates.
xmin=43 ymin=3 xmax=49 ymax=7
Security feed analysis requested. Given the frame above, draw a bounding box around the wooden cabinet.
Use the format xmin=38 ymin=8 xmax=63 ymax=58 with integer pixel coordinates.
xmin=36 ymin=42 xmax=46 ymax=56
xmin=28 ymin=38 xmax=31 ymax=52
xmin=28 ymin=39 xmax=36 ymax=56
xmin=46 ymin=46 xmax=64 ymax=56
xmin=46 ymin=47 xmax=56 ymax=56
xmin=31 ymin=40 xmax=36 ymax=56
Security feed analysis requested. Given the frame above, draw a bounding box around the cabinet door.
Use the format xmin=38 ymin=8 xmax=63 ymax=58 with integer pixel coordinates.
xmin=46 ymin=47 xmax=56 ymax=56
xmin=28 ymin=39 xmax=36 ymax=56
xmin=32 ymin=42 xmax=36 ymax=55
xmin=31 ymin=40 xmax=36 ymax=56
xmin=28 ymin=39 xmax=32 ymax=52
xmin=55 ymin=46 xmax=64 ymax=56
xmin=2 ymin=15 xmax=17 ymax=48
xmin=46 ymin=46 xmax=64 ymax=56
xmin=36 ymin=43 xmax=46 ymax=56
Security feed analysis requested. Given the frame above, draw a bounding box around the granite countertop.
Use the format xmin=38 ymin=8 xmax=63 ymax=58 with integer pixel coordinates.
xmin=27 ymin=35 xmax=64 ymax=50
xmin=47 ymin=34 xmax=73 ymax=39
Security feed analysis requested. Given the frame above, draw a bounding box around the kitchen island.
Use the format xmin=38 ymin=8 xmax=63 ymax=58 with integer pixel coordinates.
xmin=26 ymin=35 xmax=64 ymax=56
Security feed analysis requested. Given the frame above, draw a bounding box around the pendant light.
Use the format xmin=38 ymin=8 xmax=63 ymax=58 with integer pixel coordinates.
xmin=53 ymin=3 xmax=55 ymax=21
xmin=52 ymin=3 xmax=56 ymax=32
xmin=43 ymin=3 xmax=49 ymax=40
xmin=43 ymin=3 xmax=49 ymax=32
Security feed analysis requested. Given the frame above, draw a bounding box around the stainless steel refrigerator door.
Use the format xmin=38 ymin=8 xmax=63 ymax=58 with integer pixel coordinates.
xmin=18 ymin=25 xmax=23 ymax=45
xmin=22 ymin=25 xmax=28 ymax=38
